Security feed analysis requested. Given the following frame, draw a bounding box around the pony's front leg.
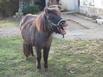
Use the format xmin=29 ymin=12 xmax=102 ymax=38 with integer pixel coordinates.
xmin=35 ymin=47 xmax=41 ymax=70
xmin=43 ymin=47 xmax=50 ymax=71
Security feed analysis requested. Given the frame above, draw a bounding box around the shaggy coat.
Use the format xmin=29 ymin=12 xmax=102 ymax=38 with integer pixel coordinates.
xmin=20 ymin=8 xmax=66 ymax=70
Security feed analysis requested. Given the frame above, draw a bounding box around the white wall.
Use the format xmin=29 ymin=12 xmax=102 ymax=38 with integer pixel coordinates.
xmin=60 ymin=0 xmax=79 ymax=11
xmin=45 ymin=0 xmax=79 ymax=11
xmin=80 ymin=0 xmax=103 ymax=16
xmin=80 ymin=0 xmax=103 ymax=9
xmin=94 ymin=0 xmax=103 ymax=9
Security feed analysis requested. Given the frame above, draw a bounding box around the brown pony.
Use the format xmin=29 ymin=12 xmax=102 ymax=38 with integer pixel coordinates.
xmin=20 ymin=7 xmax=67 ymax=71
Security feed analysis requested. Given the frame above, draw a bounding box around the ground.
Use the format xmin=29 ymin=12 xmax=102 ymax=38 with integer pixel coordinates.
xmin=0 ymin=36 xmax=103 ymax=77
xmin=0 ymin=14 xmax=103 ymax=77
xmin=62 ymin=13 xmax=103 ymax=40
xmin=0 ymin=13 xmax=103 ymax=40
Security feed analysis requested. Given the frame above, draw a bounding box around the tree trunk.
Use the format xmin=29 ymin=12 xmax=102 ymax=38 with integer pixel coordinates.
xmin=18 ymin=0 xmax=24 ymax=14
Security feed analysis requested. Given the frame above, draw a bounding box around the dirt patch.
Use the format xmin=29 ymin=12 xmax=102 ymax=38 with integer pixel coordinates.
xmin=0 ymin=27 xmax=20 ymax=37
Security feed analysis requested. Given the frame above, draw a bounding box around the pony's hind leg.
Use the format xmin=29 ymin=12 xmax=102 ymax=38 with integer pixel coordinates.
xmin=29 ymin=44 xmax=34 ymax=56
xmin=23 ymin=42 xmax=31 ymax=58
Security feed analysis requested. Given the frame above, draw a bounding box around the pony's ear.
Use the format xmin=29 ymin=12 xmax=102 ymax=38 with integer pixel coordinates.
xmin=44 ymin=7 xmax=50 ymax=14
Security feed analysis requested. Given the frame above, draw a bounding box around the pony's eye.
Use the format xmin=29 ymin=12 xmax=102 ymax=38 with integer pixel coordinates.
xmin=60 ymin=21 xmax=65 ymax=25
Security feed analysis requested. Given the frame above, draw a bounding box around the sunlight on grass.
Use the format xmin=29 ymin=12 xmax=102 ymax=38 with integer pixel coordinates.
xmin=0 ymin=37 xmax=103 ymax=77
xmin=0 ymin=19 xmax=18 ymax=28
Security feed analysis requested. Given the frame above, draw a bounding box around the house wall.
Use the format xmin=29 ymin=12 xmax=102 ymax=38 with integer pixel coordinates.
xmin=80 ymin=0 xmax=103 ymax=16
xmin=46 ymin=0 xmax=59 ymax=6
xmin=59 ymin=0 xmax=79 ymax=11
xmin=45 ymin=0 xmax=79 ymax=11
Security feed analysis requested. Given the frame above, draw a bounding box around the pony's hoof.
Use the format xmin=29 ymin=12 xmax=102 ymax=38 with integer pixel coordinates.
xmin=37 ymin=66 xmax=41 ymax=70
xmin=45 ymin=68 xmax=48 ymax=72
xmin=37 ymin=69 xmax=41 ymax=72
xmin=32 ymin=54 xmax=34 ymax=57
xmin=36 ymin=68 xmax=42 ymax=72
xmin=25 ymin=57 xmax=29 ymax=60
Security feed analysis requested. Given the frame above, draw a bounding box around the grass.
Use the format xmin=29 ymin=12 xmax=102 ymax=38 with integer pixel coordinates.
xmin=0 ymin=36 xmax=103 ymax=77
xmin=0 ymin=19 xmax=19 ymax=28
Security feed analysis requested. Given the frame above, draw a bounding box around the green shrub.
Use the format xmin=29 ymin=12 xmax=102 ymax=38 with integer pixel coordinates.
xmin=22 ymin=5 xmax=40 ymax=15
xmin=0 ymin=0 xmax=19 ymax=17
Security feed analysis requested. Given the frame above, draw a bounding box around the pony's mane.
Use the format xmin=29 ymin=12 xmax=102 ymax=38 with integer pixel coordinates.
xmin=34 ymin=12 xmax=46 ymax=32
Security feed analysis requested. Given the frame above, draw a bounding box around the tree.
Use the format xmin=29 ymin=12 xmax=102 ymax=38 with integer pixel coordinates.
xmin=0 ymin=0 xmax=19 ymax=17
xmin=18 ymin=0 xmax=46 ymax=14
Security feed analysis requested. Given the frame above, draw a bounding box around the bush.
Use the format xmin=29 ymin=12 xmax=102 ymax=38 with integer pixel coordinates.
xmin=0 ymin=0 xmax=19 ymax=17
xmin=22 ymin=5 xmax=40 ymax=15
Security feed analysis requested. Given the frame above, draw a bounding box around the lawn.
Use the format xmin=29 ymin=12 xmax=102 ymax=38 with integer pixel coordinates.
xmin=0 ymin=36 xmax=103 ymax=77
xmin=0 ymin=18 xmax=19 ymax=28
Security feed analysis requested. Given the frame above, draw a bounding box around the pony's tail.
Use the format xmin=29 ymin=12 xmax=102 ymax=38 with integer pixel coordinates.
xmin=23 ymin=42 xmax=34 ymax=58
xmin=20 ymin=14 xmax=33 ymax=30
xmin=20 ymin=16 xmax=25 ymax=30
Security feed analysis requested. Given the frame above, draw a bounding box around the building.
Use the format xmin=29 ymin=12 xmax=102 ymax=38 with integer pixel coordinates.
xmin=59 ymin=0 xmax=80 ymax=12
xmin=48 ymin=0 xmax=103 ymax=17
xmin=18 ymin=0 xmax=103 ymax=17
xmin=18 ymin=0 xmax=80 ymax=12
xmin=80 ymin=0 xmax=103 ymax=16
